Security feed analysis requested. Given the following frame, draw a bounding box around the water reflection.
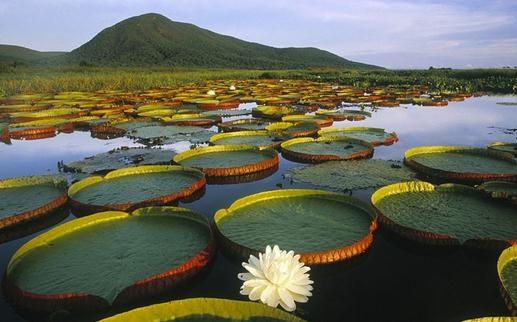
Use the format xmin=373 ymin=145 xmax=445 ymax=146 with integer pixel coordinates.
xmin=0 ymin=96 xmax=516 ymax=321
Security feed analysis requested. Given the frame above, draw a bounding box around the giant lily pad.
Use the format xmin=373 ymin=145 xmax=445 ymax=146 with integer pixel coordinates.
xmin=281 ymin=137 xmax=374 ymax=163
xmin=252 ymin=105 xmax=303 ymax=119
xmin=404 ymin=146 xmax=517 ymax=184
xmin=498 ymin=245 xmax=517 ymax=315
xmin=488 ymin=142 xmax=517 ymax=157
xmin=266 ymin=122 xmax=321 ymax=138
xmin=128 ymin=125 xmax=212 ymax=145
xmin=318 ymin=127 xmax=398 ymax=146
xmin=3 ymin=207 xmax=215 ymax=312
xmin=215 ymin=189 xmax=377 ymax=265
xmin=281 ymin=115 xmax=333 ymax=127
xmin=62 ymin=147 xmax=174 ymax=174
xmin=218 ymin=118 xmax=271 ymax=132
xmin=0 ymin=176 xmax=67 ymax=229
xmin=371 ymin=181 xmax=517 ymax=248
xmin=173 ymin=145 xmax=279 ymax=177
xmin=478 ymin=181 xmax=517 ymax=204
xmin=68 ymin=165 xmax=205 ymax=214
xmin=161 ymin=113 xmax=222 ymax=126
xmin=290 ymin=160 xmax=414 ymax=191
xmin=209 ymin=131 xmax=285 ymax=149
xmin=316 ymin=109 xmax=371 ymax=121
xmin=99 ymin=298 xmax=305 ymax=322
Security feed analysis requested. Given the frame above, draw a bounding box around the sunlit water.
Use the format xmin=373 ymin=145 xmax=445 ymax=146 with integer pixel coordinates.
xmin=0 ymin=96 xmax=516 ymax=322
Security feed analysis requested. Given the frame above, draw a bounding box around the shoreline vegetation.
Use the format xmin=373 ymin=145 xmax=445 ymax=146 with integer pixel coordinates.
xmin=1 ymin=66 xmax=516 ymax=96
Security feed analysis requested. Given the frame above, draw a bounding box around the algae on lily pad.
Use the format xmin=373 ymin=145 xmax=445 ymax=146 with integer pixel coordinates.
xmin=0 ymin=176 xmax=68 ymax=229
xmin=497 ymin=245 xmax=517 ymax=315
xmin=371 ymin=181 xmax=517 ymax=246
xmin=290 ymin=160 xmax=415 ymax=191
xmin=215 ymin=189 xmax=377 ymax=265
xmin=4 ymin=207 xmax=215 ymax=312
xmin=61 ymin=147 xmax=174 ymax=174
xmin=99 ymin=298 xmax=305 ymax=322
xmin=68 ymin=165 xmax=205 ymax=213
xmin=488 ymin=142 xmax=517 ymax=157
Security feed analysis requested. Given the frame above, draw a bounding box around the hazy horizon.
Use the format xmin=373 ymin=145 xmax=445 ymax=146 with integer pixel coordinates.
xmin=1 ymin=0 xmax=516 ymax=69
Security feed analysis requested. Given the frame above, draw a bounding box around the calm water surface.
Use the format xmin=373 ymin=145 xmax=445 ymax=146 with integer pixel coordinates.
xmin=0 ymin=96 xmax=516 ymax=322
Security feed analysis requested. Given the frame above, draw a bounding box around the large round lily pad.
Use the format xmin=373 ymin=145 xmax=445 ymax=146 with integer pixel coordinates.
xmin=0 ymin=176 xmax=67 ymax=229
xmin=99 ymin=298 xmax=305 ymax=322
xmin=218 ymin=119 xmax=271 ymax=132
xmin=252 ymin=105 xmax=302 ymax=119
xmin=161 ymin=113 xmax=222 ymax=126
xmin=128 ymin=125 xmax=212 ymax=145
xmin=371 ymin=181 xmax=517 ymax=248
xmin=488 ymin=142 xmax=517 ymax=157
xmin=61 ymin=147 xmax=174 ymax=174
xmin=281 ymin=115 xmax=333 ymax=127
xmin=404 ymin=146 xmax=517 ymax=184
xmin=316 ymin=109 xmax=371 ymax=121
xmin=3 ymin=207 xmax=215 ymax=312
xmin=318 ymin=127 xmax=398 ymax=146
xmin=215 ymin=189 xmax=377 ymax=265
xmin=478 ymin=181 xmax=517 ymax=204
xmin=266 ymin=122 xmax=321 ymax=137
xmin=68 ymin=165 xmax=206 ymax=214
xmin=281 ymin=137 xmax=374 ymax=163
xmin=498 ymin=245 xmax=517 ymax=315
xmin=290 ymin=160 xmax=414 ymax=191
xmin=173 ymin=145 xmax=279 ymax=177
xmin=209 ymin=131 xmax=285 ymax=149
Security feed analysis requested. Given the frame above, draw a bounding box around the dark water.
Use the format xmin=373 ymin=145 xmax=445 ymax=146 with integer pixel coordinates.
xmin=0 ymin=96 xmax=516 ymax=322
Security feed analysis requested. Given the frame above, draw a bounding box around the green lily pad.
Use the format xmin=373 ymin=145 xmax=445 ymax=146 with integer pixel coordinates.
xmin=404 ymin=146 xmax=517 ymax=184
xmin=488 ymin=142 xmax=517 ymax=157
xmin=266 ymin=122 xmax=321 ymax=138
xmin=318 ymin=127 xmax=398 ymax=146
xmin=478 ymin=181 xmax=517 ymax=202
xmin=372 ymin=181 xmax=517 ymax=245
xmin=174 ymin=145 xmax=278 ymax=177
xmin=316 ymin=109 xmax=371 ymax=121
xmin=281 ymin=137 xmax=373 ymax=163
xmin=209 ymin=131 xmax=285 ymax=149
xmin=5 ymin=207 xmax=214 ymax=307
xmin=215 ymin=189 xmax=376 ymax=264
xmin=290 ymin=160 xmax=415 ymax=191
xmin=498 ymin=245 xmax=517 ymax=316
xmin=68 ymin=166 xmax=205 ymax=211
xmin=202 ymin=109 xmax=251 ymax=117
xmin=0 ymin=176 xmax=67 ymax=229
xmin=252 ymin=105 xmax=302 ymax=119
xmin=218 ymin=119 xmax=271 ymax=132
xmin=128 ymin=125 xmax=212 ymax=145
xmin=62 ymin=147 xmax=174 ymax=174
xmin=99 ymin=298 xmax=305 ymax=322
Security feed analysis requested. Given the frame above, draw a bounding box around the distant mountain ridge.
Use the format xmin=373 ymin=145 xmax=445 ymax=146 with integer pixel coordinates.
xmin=0 ymin=44 xmax=65 ymax=64
xmin=1 ymin=13 xmax=382 ymax=69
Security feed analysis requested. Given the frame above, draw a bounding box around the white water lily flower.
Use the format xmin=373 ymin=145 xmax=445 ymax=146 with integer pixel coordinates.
xmin=238 ymin=245 xmax=313 ymax=312
xmin=207 ymin=90 xmax=216 ymax=96
xmin=229 ymin=85 xmax=236 ymax=91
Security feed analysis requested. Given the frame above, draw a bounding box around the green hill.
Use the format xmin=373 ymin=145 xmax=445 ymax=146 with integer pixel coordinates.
xmin=0 ymin=44 xmax=65 ymax=64
xmin=66 ymin=13 xmax=380 ymax=69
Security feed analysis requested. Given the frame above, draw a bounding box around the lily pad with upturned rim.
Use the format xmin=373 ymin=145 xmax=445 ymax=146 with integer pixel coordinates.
xmin=266 ymin=122 xmax=321 ymax=138
xmin=315 ymin=109 xmax=371 ymax=121
xmin=488 ymin=142 xmax=517 ymax=157
xmin=371 ymin=181 xmax=517 ymax=249
xmin=209 ymin=131 xmax=286 ymax=149
xmin=173 ymin=145 xmax=279 ymax=177
xmin=478 ymin=181 xmax=517 ymax=204
xmin=128 ymin=125 xmax=212 ymax=145
xmin=318 ymin=127 xmax=398 ymax=146
xmin=161 ymin=113 xmax=222 ymax=127
xmin=252 ymin=105 xmax=303 ymax=119
xmin=0 ymin=176 xmax=68 ymax=229
xmin=404 ymin=146 xmax=517 ymax=184
xmin=68 ymin=165 xmax=206 ymax=214
xmin=281 ymin=136 xmax=374 ymax=163
xmin=3 ymin=207 xmax=215 ymax=312
xmin=217 ymin=118 xmax=271 ymax=132
xmin=214 ymin=189 xmax=377 ymax=265
xmin=498 ymin=245 xmax=517 ymax=315
xmin=99 ymin=298 xmax=305 ymax=322
xmin=281 ymin=115 xmax=333 ymax=127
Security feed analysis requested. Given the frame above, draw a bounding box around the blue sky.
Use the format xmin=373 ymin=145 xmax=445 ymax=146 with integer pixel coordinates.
xmin=1 ymin=0 xmax=516 ymax=68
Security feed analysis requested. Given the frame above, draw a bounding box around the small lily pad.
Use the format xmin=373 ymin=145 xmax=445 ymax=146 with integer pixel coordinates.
xmin=498 ymin=245 xmax=517 ymax=315
xmin=488 ymin=142 xmax=517 ymax=157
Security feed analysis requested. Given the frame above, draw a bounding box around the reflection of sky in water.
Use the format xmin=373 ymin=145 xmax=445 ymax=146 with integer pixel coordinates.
xmin=0 ymin=96 xmax=516 ymax=321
